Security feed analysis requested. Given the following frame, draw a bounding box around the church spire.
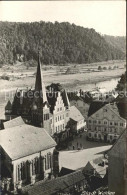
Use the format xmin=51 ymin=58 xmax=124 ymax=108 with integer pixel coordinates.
xmin=35 ymin=49 xmax=48 ymax=103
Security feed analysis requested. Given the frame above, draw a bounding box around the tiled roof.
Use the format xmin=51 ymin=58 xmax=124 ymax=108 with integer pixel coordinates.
xmin=88 ymin=101 xmax=108 ymax=117
xmin=83 ymin=160 xmax=107 ymax=178
xmin=22 ymin=170 xmax=85 ymax=195
xmin=70 ymin=106 xmax=84 ymax=122
xmin=5 ymin=100 xmax=12 ymax=110
xmin=0 ymin=124 xmax=56 ymax=160
xmin=108 ymin=129 xmax=126 ymax=158
xmin=4 ymin=116 xmax=25 ymax=129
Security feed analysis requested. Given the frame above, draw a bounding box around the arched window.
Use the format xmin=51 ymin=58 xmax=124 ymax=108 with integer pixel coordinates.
xmin=35 ymin=157 xmax=39 ymax=174
xmin=21 ymin=162 xmax=26 ymax=180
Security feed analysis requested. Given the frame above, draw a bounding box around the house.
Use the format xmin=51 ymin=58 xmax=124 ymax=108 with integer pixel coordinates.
xmin=87 ymin=102 xmax=126 ymax=143
xmin=0 ymin=121 xmax=58 ymax=192
xmin=5 ymin=51 xmax=70 ymax=141
xmin=108 ymin=130 xmax=127 ymax=195
xmin=82 ymin=157 xmax=108 ymax=191
xmin=68 ymin=94 xmax=90 ymax=119
xmin=69 ymin=106 xmax=86 ymax=133
xmin=3 ymin=116 xmax=25 ymax=129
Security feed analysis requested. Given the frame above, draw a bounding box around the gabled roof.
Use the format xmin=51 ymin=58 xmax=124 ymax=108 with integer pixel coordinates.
xmin=5 ymin=100 xmax=12 ymax=110
xmin=108 ymin=129 xmax=126 ymax=159
xmin=0 ymin=124 xmax=56 ymax=160
xmin=4 ymin=116 xmax=25 ymax=129
xmin=70 ymin=106 xmax=84 ymax=122
xmin=88 ymin=101 xmax=108 ymax=117
xmin=47 ymin=90 xmax=70 ymax=114
xmin=83 ymin=160 xmax=107 ymax=178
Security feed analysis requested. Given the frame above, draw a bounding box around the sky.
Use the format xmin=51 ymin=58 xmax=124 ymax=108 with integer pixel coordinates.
xmin=0 ymin=1 xmax=126 ymax=36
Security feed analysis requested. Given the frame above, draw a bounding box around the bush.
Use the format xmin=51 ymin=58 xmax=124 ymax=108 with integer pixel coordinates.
xmin=98 ymin=66 xmax=102 ymax=70
xmin=1 ymin=74 xmax=10 ymax=80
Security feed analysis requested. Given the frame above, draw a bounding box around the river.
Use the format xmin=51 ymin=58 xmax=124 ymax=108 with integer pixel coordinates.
xmin=0 ymin=77 xmax=120 ymax=119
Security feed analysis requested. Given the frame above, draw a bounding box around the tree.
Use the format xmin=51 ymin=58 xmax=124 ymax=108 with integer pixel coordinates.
xmin=98 ymin=66 xmax=102 ymax=71
xmin=46 ymin=83 xmax=63 ymax=92
xmin=116 ymin=72 xmax=126 ymax=91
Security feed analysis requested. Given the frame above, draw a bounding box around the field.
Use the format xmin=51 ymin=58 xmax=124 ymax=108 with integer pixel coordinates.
xmin=0 ymin=60 xmax=125 ymax=119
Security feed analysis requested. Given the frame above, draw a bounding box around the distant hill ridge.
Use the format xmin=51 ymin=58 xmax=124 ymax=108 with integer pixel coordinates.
xmin=0 ymin=21 xmax=126 ymax=65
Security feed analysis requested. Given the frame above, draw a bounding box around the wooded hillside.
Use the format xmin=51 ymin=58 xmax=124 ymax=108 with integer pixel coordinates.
xmin=0 ymin=21 xmax=125 ymax=65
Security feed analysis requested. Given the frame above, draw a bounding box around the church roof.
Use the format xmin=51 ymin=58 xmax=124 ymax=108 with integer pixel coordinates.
xmin=35 ymin=52 xmax=48 ymax=103
xmin=3 ymin=116 xmax=25 ymax=129
xmin=0 ymin=124 xmax=56 ymax=160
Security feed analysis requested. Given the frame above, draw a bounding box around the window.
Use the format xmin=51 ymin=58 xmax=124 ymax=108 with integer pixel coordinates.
xmin=98 ymin=121 xmax=101 ymax=124
xmin=93 ymin=120 xmax=96 ymax=124
xmin=58 ymin=126 xmax=59 ymax=131
xmin=44 ymin=114 xmax=49 ymax=121
xmin=56 ymin=126 xmax=57 ymax=132
xmin=114 ymin=122 xmax=118 ymax=126
xmin=89 ymin=120 xmax=91 ymax=123
xmin=58 ymin=116 xmax=59 ymax=121
xmin=66 ymin=113 xmax=69 ymax=117
xmin=63 ymin=124 xmax=64 ymax=129
xmin=57 ymin=108 xmax=59 ymax=112
xmin=60 ymin=107 xmax=62 ymax=111
xmin=110 ymin=122 xmax=113 ymax=125
xmin=35 ymin=158 xmax=39 ymax=174
xmin=104 ymin=121 xmax=107 ymax=125
xmin=98 ymin=134 xmax=101 ymax=139
xmin=94 ymin=134 xmax=97 ymax=138
xmin=120 ymin=123 xmax=123 ymax=126
xmin=56 ymin=117 xmax=57 ymax=122
xmin=60 ymin=115 xmax=62 ymax=120
xmin=21 ymin=162 xmax=26 ymax=180
xmin=96 ymin=114 xmax=99 ymax=117
xmin=63 ymin=115 xmax=64 ymax=119
xmin=103 ymin=109 xmax=107 ymax=112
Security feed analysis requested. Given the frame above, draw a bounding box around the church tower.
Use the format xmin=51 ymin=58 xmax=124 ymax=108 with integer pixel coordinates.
xmin=31 ymin=50 xmax=51 ymax=135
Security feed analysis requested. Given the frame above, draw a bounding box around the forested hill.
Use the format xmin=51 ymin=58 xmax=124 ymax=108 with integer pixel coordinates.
xmin=0 ymin=21 xmax=125 ymax=65
xmin=103 ymin=35 xmax=126 ymax=54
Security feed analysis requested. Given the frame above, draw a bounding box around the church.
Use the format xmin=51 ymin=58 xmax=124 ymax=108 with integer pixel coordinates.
xmin=5 ymin=52 xmax=71 ymax=142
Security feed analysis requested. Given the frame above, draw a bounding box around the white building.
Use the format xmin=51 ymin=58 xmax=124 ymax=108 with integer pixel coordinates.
xmin=0 ymin=121 xmax=57 ymax=191
xmin=87 ymin=102 xmax=126 ymax=143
